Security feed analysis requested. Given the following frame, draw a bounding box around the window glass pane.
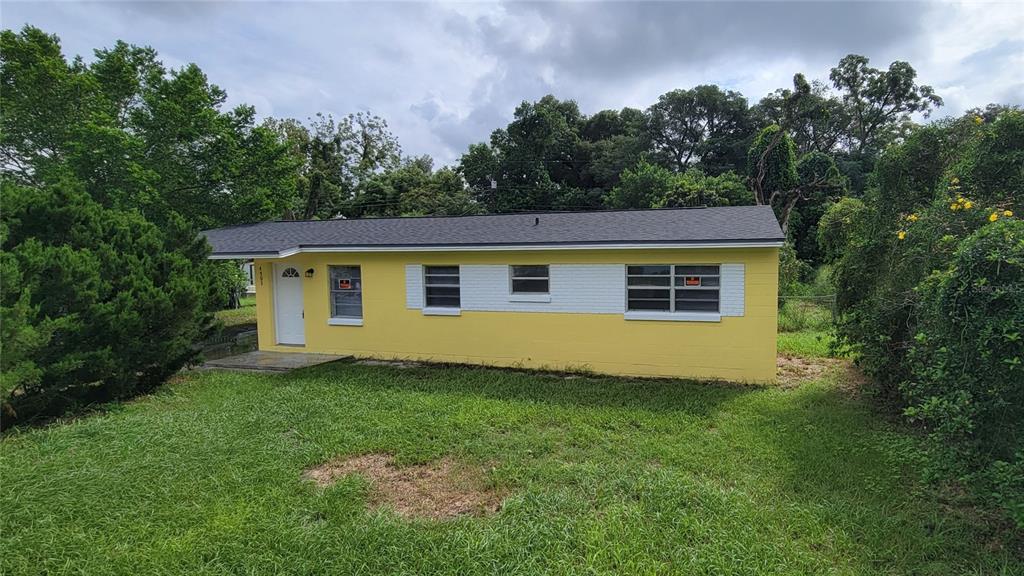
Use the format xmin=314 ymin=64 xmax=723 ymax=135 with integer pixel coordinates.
xmin=676 ymin=289 xmax=719 ymax=301
xmin=628 ymin=288 xmax=671 ymax=300
xmin=675 ymin=265 xmax=719 ymax=275
xmin=511 ymin=265 xmax=548 ymax=278
xmin=512 ymin=278 xmax=549 ymax=293
xmin=628 ymin=276 xmax=671 ymax=287
xmin=700 ymin=276 xmax=720 ymax=287
xmin=424 ymin=266 xmax=460 ymax=308
xmin=333 ymin=303 xmax=363 ymax=317
xmin=627 ymin=265 xmax=670 ymax=276
xmin=329 ymin=266 xmax=363 ymax=318
xmin=628 ymin=299 xmax=671 ymax=311
xmin=425 ymin=286 xmax=460 ymax=297
xmin=676 ymin=300 xmax=719 ymax=312
xmin=330 ymin=266 xmax=362 ymax=291
xmin=426 ymin=295 xmax=461 ymax=307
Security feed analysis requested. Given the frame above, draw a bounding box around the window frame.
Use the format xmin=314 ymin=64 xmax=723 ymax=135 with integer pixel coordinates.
xmin=626 ymin=264 xmax=720 ymax=314
xmin=423 ymin=265 xmax=461 ymax=309
xmin=509 ymin=265 xmax=550 ymax=295
xmin=328 ymin=265 xmax=363 ymax=323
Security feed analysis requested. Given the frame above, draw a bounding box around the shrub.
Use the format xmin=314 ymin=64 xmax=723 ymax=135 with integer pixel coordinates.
xmin=778 ymin=243 xmax=813 ymax=297
xmin=817 ymin=197 xmax=866 ymax=263
xmin=0 ymin=176 xmax=219 ymax=428
xmin=832 ymin=109 xmax=1024 ymax=520
xmin=777 ymin=300 xmax=832 ymax=333
xmin=905 ymin=220 xmax=1024 ymax=524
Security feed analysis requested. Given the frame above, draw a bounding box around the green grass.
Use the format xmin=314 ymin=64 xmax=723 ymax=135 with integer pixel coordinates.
xmin=778 ymin=330 xmax=838 ymax=358
xmin=215 ymin=296 xmax=256 ymax=329
xmin=778 ymin=300 xmax=833 ymax=333
xmin=2 ymin=362 xmax=1018 ymax=575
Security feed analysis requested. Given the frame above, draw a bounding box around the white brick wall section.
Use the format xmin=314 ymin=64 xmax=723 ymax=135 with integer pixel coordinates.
xmin=720 ymin=263 xmax=745 ymax=317
xmin=460 ymin=264 xmax=625 ymax=314
xmin=405 ymin=264 xmax=423 ymax=309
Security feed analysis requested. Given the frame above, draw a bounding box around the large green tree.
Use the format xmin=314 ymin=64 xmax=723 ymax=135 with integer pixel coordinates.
xmin=460 ymin=95 xmax=589 ymax=213
xmin=351 ymin=157 xmax=481 ymax=218
xmin=829 ymin=54 xmax=943 ymax=156
xmin=645 ymin=85 xmax=752 ymax=174
xmin=1 ymin=27 xmax=299 ymax=229
xmin=606 ymin=160 xmax=752 ymax=210
xmin=753 ymin=74 xmax=850 ymax=156
xmin=264 ymin=112 xmax=401 ymax=220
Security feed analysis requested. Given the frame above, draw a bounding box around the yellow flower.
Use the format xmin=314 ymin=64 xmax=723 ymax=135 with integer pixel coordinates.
xmin=950 ymin=203 xmax=960 ymax=211
xmin=897 ymin=231 xmax=907 ymax=240
xmin=974 ymin=115 xmax=984 ymax=125
xmin=907 ymin=214 xmax=919 ymax=222
xmin=957 ymin=197 xmax=965 ymax=203
xmin=989 ymin=212 xmax=999 ymax=222
xmin=963 ymin=201 xmax=973 ymax=209
xmin=1004 ymin=210 xmax=1014 ymax=217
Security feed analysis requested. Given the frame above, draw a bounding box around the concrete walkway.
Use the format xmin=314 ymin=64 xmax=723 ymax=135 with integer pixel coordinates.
xmin=203 ymin=350 xmax=349 ymax=372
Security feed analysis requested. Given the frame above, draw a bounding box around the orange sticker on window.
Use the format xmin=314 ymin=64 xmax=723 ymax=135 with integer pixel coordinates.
xmin=338 ymin=279 xmax=352 ymax=289
xmin=685 ymin=277 xmax=700 ymax=286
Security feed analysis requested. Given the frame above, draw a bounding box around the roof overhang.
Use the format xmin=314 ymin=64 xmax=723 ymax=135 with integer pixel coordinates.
xmin=208 ymin=240 xmax=785 ymax=260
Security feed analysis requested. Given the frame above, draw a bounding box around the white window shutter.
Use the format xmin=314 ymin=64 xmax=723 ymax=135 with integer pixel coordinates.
xmin=720 ymin=264 xmax=745 ymax=317
xmin=405 ymin=264 xmax=423 ymax=309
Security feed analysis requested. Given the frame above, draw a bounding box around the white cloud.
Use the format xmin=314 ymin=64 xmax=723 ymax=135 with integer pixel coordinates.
xmin=3 ymin=0 xmax=1022 ymax=166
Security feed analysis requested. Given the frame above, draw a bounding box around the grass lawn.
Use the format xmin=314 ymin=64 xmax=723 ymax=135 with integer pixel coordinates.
xmin=214 ymin=296 xmax=257 ymax=329
xmin=778 ymin=330 xmax=838 ymax=359
xmin=2 ymin=360 xmax=1019 ymax=575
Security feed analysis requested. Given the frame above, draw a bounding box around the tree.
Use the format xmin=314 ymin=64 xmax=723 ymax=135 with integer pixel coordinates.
xmin=352 ymin=159 xmax=482 ymax=218
xmin=582 ymin=107 xmax=649 ymax=191
xmin=265 ymin=112 xmax=401 ymax=220
xmin=645 ymin=85 xmax=752 ymax=174
xmin=789 ymin=151 xmax=847 ymax=262
xmin=1 ymin=26 xmax=299 ymax=229
xmin=606 ymin=160 xmax=753 ymax=210
xmin=460 ymin=95 xmax=588 ymax=213
xmin=1 ymin=175 xmax=220 ymax=428
xmin=816 ymin=197 xmax=866 ymax=263
xmin=748 ymin=125 xmax=798 ymax=227
xmin=605 ymin=159 xmax=676 ymax=209
xmin=748 ymin=124 xmax=847 ymax=240
xmin=829 ymin=54 xmax=943 ymax=156
xmin=458 ymin=142 xmax=501 ymax=207
xmin=658 ymin=169 xmax=753 ymax=208
xmin=399 ymin=167 xmax=482 ymax=216
xmin=753 ymin=74 xmax=850 ymax=155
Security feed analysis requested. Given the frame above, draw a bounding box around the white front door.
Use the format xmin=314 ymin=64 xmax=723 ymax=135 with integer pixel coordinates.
xmin=274 ymin=264 xmax=305 ymax=345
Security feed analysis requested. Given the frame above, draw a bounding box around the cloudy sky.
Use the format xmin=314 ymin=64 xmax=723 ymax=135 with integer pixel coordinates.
xmin=5 ymin=1 xmax=1023 ymax=165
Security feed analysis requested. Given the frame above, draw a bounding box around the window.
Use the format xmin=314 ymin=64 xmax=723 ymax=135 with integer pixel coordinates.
xmin=674 ymin=265 xmax=720 ymax=312
xmin=627 ymin=265 xmax=719 ymax=313
xmin=510 ymin=265 xmax=549 ymax=294
xmin=329 ymin=266 xmax=362 ymax=318
xmin=281 ymin=267 xmax=300 ymax=278
xmin=424 ymin=266 xmax=460 ymax=308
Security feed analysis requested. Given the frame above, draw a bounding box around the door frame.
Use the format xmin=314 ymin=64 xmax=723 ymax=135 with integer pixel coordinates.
xmin=272 ymin=263 xmax=305 ymax=345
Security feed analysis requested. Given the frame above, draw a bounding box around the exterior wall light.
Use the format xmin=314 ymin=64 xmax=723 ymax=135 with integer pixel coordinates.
xmin=305 ymin=268 xmax=316 ymax=278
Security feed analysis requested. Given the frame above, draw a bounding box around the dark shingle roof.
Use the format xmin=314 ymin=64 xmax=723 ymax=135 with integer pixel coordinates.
xmin=202 ymin=206 xmax=784 ymax=257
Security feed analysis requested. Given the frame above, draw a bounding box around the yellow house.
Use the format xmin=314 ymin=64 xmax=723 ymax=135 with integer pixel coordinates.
xmin=203 ymin=206 xmax=783 ymax=382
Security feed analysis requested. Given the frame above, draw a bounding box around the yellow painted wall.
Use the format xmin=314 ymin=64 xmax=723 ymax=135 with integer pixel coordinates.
xmin=253 ymin=248 xmax=779 ymax=382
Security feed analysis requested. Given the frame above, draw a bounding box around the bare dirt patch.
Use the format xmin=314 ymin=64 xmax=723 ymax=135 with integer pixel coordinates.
xmin=777 ymin=355 xmax=846 ymax=388
xmin=303 ymin=453 xmax=504 ymax=520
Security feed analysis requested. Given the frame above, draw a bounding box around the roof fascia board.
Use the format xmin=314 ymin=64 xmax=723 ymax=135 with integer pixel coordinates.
xmin=208 ymin=241 xmax=784 ymax=260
